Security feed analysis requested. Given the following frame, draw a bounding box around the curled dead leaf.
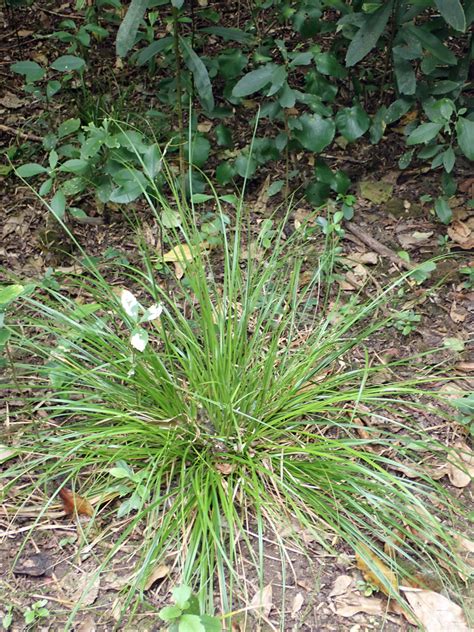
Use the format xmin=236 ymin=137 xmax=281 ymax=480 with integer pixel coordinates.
xmin=59 ymin=487 xmax=94 ymax=517
xmin=144 ymin=563 xmax=169 ymax=590
xmin=448 ymin=220 xmax=474 ymax=250
xmin=355 ymin=543 xmax=399 ymax=596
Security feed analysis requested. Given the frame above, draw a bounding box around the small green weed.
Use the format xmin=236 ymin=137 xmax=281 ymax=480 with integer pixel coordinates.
xmin=24 ymin=600 xmax=50 ymax=629
xmin=393 ymin=310 xmax=421 ymax=336
xmin=159 ymin=586 xmax=220 ymax=632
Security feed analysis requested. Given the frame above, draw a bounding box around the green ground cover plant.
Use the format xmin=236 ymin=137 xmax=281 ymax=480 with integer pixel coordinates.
xmin=6 ymin=0 xmax=473 ymax=223
xmin=1 ymin=142 xmax=469 ymax=627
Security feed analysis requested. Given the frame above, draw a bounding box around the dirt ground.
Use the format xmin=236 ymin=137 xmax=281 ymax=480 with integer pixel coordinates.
xmin=1 ymin=1 xmax=473 ymax=631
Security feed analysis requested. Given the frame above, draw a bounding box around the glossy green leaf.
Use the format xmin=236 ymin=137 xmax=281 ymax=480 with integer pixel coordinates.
xmin=217 ymin=49 xmax=247 ymax=79
xmin=456 ymin=117 xmax=474 ymax=160
xmin=158 ymin=605 xmax=182 ymax=622
xmin=50 ymin=190 xmax=66 ymax=219
xmin=185 ymin=135 xmax=211 ymax=168
xmin=172 ymin=585 xmax=192 ymax=610
xmin=59 ymin=159 xmax=89 ymax=174
xmin=58 ymin=118 xmax=81 ymax=138
xmin=116 ymin=0 xmax=148 ymax=57
xmin=345 ymin=1 xmax=393 ymax=67
xmin=215 ymin=124 xmax=233 ymax=148
xmin=51 ymin=55 xmax=85 ymax=72
xmin=46 ymin=80 xmax=61 ymax=99
xmin=215 ymin=162 xmax=236 ymax=185
xmin=393 ymin=57 xmax=416 ymax=95
xmin=434 ymin=197 xmax=452 ymax=224
xmin=235 ymin=154 xmax=257 ymax=178
xmin=336 ymin=105 xmax=370 ymax=142
xmin=16 ymin=163 xmax=47 ymax=178
xmin=137 ymin=36 xmax=173 ymax=66
xmin=406 ymin=122 xmax=443 ymax=145
xmin=405 ymin=25 xmax=457 ymax=65
xmin=0 ymin=285 xmax=24 ymax=306
xmin=178 ymin=614 xmax=206 ymax=632
xmin=442 ymin=147 xmax=455 ymax=173
xmin=181 ymin=38 xmax=214 ymax=111
xmin=293 ymin=113 xmax=335 ymax=153
xmin=315 ymin=52 xmax=347 ymax=78
xmin=232 ymin=64 xmax=277 ymax=97
xmin=434 ymin=0 xmax=466 ymax=31
xmin=199 ymin=26 xmax=253 ymax=44
xmin=10 ymin=60 xmax=45 ymax=82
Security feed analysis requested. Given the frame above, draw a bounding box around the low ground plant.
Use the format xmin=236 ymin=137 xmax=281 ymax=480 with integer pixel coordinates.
xmin=1 ymin=146 xmax=467 ymax=626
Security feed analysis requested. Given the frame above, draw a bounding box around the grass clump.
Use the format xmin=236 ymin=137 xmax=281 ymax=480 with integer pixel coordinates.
xmin=1 ymin=161 xmax=466 ymax=625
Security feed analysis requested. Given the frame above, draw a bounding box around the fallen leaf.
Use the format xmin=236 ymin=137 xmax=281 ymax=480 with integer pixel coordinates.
xmin=401 ymin=588 xmax=470 ymax=632
xmin=76 ymin=615 xmax=96 ymax=632
xmin=0 ymin=93 xmax=24 ymax=109
xmin=397 ymin=231 xmax=433 ymax=250
xmin=162 ymin=242 xmax=209 ymax=278
xmin=446 ymin=443 xmax=474 ymax=488
xmin=346 ymin=251 xmax=378 ymax=265
xmin=448 ymin=220 xmax=474 ymax=250
xmin=59 ymin=487 xmax=94 ymax=517
xmin=334 ymin=595 xmax=385 ymax=617
xmin=63 ymin=570 xmax=100 ymax=606
xmin=250 ymin=583 xmax=273 ymax=617
xmin=144 ymin=563 xmax=169 ymax=590
xmin=455 ymin=362 xmax=474 ymax=372
xmin=329 ymin=574 xmax=353 ymax=597
xmin=215 ymin=462 xmax=234 ymax=475
xmin=450 ymin=302 xmax=467 ymax=323
xmin=18 ymin=29 xmax=34 ymax=36
xmin=355 ymin=543 xmax=399 ymax=596
xmin=291 ymin=592 xmax=304 ymax=618
xmin=197 ymin=121 xmax=212 ymax=133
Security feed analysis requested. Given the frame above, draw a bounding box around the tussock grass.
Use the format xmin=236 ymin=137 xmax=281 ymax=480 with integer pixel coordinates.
xmin=1 ymin=150 xmax=466 ymax=627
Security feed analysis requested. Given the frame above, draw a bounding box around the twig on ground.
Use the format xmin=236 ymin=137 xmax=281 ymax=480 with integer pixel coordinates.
xmin=0 ymin=123 xmax=43 ymax=143
xmin=345 ymin=221 xmax=414 ymax=271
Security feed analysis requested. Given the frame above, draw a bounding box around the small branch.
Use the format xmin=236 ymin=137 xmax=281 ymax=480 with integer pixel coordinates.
xmin=345 ymin=221 xmax=414 ymax=270
xmin=0 ymin=123 xmax=43 ymax=143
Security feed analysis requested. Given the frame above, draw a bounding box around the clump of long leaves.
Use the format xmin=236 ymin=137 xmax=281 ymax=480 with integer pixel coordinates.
xmin=2 ymin=155 xmax=464 ymax=625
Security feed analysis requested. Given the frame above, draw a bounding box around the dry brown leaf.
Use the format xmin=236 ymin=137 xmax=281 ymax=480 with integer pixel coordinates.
xmin=63 ymin=570 xmax=100 ymax=606
xmin=355 ymin=543 xmax=398 ymax=596
xmin=401 ymin=588 xmax=470 ymax=632
xmin=334 ymin=595 xmax=385 ymax=617
xmin=76 ymin=615 xmax=96 ymax=632
xmin=446 ymin=443 xmax=474 ymax=488
xmin=329 ymin=574 xmax=353 ymax=597
xmin=450 ymin=301 xmax=468 ymax=323
xmin=59 ymin=487 xmax=94 ymax=517
xmin=455 ymin=362 xmax=474 ymax=372
xmin=162 ymin=242 xmax=209 ymax=278
xmin=397 ymin=231 xmax=433 ymax=250
xmin=291 ymin=592 xmax=304 ymax=618
xmin=345 ymin=252 xmax=378 ymax=265
xmin=448 ymin=220 xmax=474 ymax=250
xmin=144 ymin=563 xmax=169 ymax=590
xmin=250 ymin=583 xmax=273 ymax=617
xmin=215 ymin=462 xmax=234 ymax=475
xmin=0 ymin=93 xmax=24 ymax=109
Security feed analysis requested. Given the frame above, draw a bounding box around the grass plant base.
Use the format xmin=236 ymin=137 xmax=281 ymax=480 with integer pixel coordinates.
xmin=1 ymin=183 xmax=466 ymax=628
